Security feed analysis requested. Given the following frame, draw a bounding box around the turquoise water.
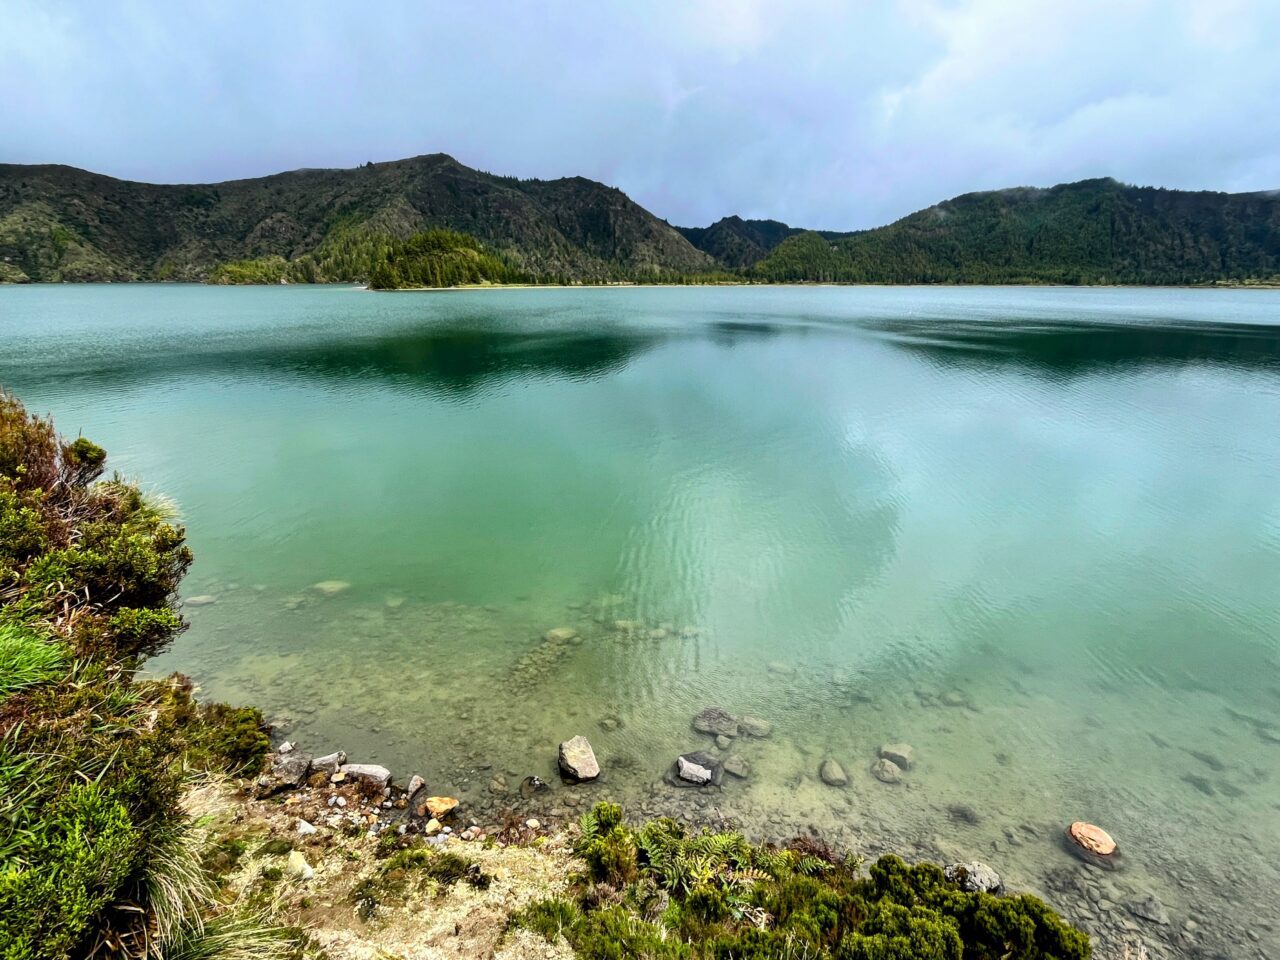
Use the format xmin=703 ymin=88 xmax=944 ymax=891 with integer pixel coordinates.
xmin=2 ymin=284 xmax=1278 ymax=956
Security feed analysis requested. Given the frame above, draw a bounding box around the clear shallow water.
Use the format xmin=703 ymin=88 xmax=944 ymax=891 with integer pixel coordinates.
xmin=3 ymin=284 xmax=1279 ymax=956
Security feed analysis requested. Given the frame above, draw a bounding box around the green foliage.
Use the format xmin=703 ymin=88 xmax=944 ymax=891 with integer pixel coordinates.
xmin=208 ymin=256 xmax=292 ymax=285
xmin=368 ymin=228 xmax=528 ymax=289
xmin=0 ymin=623 xmax=66 ymax=699
xmin=514 ymin=803 xmax=1089 ymax=960
xmin=0 ymin=390 xmax=292 ymax=958
xmin=751 ymin=179 xmax=1280 ymax=285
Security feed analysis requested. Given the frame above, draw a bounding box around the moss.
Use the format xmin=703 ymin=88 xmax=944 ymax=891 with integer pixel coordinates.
xmin=257 ymin=838 xmax=295 ymax=857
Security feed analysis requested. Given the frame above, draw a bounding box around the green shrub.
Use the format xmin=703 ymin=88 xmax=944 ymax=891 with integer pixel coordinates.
xmin=516 ymin=803 xmax=1090 ymax=960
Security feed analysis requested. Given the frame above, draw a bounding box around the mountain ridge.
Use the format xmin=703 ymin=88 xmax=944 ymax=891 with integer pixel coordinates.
xmin=2 ymin=158 xmax=1278 ymax=285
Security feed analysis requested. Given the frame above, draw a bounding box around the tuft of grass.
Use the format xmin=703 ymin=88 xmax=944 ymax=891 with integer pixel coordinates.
xmin=0 ymin=624 xmax=66 ymax=699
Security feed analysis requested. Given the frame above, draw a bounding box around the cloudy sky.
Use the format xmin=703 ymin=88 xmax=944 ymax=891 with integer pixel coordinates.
xmin=4 ymin=0 xmax=1278 ymax=229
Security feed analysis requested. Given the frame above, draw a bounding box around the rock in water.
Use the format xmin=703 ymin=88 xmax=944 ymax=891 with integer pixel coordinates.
xmin=945 ymin=861 xmax=1003 ymax=894
xmin=677 ymin=755 xmax=714 ymax=785
xmin=738 ymin=715 xmax=773 ymax=738
xmin=183 ymin=595 xmax=217 ymax=607
xmin=878 ymin=742 xmax=915 ymax=770
xmin=558 ymin=735 xmax=600 ymax=781
xmin=692 ymin=707 xmax=740 ymax=738
xmin=715 ymin=734 xmax=732 ymax=749
xmin=819 ymin=759 xmax=848 ymax=786
xmin=520 ymin=775 xmax=552 ymax=799
xmin=1128 ymin=895 xmax=1169 ymax=925
xmin=417 ymin=796 xmax=458 ymax=819
xmin=671 ymin=750 xmax=723 ymax=787
xmin=338 ymin=763 xmax=391 ymax=791
xmin=544 ymin=627 xmax=578 ymax=642
xmin=722 ymin=755 xmax=752 ymax=779
xmin=1065 ymin=821 xmax=1120 ymax=868
xmin=870 ymin=758 xmax=902 ymax=784
xmin=311 ymin=580 xmax=351 ymax=596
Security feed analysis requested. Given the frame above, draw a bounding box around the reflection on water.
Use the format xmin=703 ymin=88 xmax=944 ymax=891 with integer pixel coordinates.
xmin=2 ymin=284 xmax=1279 ymax=959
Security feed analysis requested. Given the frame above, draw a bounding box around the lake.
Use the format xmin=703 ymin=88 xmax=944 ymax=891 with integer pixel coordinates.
xmin=2 ymin=283 xmax=1278 ymax=956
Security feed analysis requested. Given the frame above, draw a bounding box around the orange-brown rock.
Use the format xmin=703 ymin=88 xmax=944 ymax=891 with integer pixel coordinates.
xmin=1068 ymin=821 xmax=1117 ymax=856
xmin=416 ymin=796 xmax=458 ymax=819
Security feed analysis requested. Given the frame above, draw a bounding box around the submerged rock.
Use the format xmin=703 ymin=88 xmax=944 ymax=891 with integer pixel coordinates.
xmin=692 ymin=707 xmax=739 ymax=738
xmin=722 ymin=755 xmax=752 ymax=779
xmin=738 ymin=715 xmax=773 ymax=738
xmin=183 ymin=595 xmax=218 ymax=607
xmin=715 ymin=734 xmax=732 ymax=749
xmin=544 ymin=627 xmax=579 ymax=643
xmin=870 ymin=758 xmax=902 ymax=784
xmin=558 ymin=735 xmax=600 ymax=782
xmin=819 ymin=759 xmax=848 ymax=786
xmin=520 ymin=775 xmax=552 ymax=799
xmin=945 ymin=861 xmax=1003 ymax=894
xmin=1128 ymin=894 xmax=1169 ymax=926
xmin=311 ymin=580 xmax=351 ymax=596
xmin=878 ymin=742 xmax=915 ymax=770
xmin=1065 ymin=821 xmax=1121 ymax=870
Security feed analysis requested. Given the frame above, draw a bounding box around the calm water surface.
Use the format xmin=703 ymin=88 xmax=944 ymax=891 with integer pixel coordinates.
xmin=2 ymin=284 xmax=1279 ymax=956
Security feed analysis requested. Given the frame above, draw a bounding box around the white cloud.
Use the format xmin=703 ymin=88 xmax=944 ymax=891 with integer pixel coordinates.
xmin=1 ymin=0 xmax=1276 ymax=229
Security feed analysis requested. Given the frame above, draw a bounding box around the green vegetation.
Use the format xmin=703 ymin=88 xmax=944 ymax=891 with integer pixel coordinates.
xmin=750 ymin=179 xmax=1280 ymax=285
xmin=368 ymin=229 xmax=527 ymax=288
xmin=0 ymin=391 xmax=283 ymax=960
xmin=514 ymin=802 xmax=1090 ymax=960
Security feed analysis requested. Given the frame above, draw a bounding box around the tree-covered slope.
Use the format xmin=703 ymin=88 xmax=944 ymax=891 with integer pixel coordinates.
xmin=751 ymin=179 xmax=1280 ymax=284
xmin=0 ymin=155 xmax=714 ymax=283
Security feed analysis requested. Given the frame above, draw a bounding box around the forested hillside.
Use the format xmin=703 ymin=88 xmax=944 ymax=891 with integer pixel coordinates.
xmin=0 ymin=155 xmax=713 ymax=283
xmin=750 ymin=179 xmax=1280 ymax=284
xmin=2 ymin=160 xmax=1278 ymax=286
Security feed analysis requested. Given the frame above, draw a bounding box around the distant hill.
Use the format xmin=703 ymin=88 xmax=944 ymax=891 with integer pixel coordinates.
xmin=0 ymin=154 xmax=714 ymax=283
xmin=750 ymin=179 xmax=1280 ymax=285
xmin=1 ymin=160 xmax=1277 ymax=286
xmin=676 ymin=216 xmax=856 ymax=268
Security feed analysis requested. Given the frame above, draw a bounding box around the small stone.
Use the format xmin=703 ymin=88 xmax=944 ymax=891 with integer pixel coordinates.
xmin=715 ymin=734 xmax=732 ymax=749
xmin=406 ymin=774 xmax=425 ymax=797
xmin=692 ymin=707 xmax=739 ymax=738
xmin=544 ymin=627 xmax=578 ymax=642
xmin=335 ymin=796 xmax=347 ymax=808
xmin=870 ymin=758 xmax=902 ymax=784
xmin=277 ymin=741 xmax=294 ymax=754
xmin=819 ymin=759 xmax=848 ymax=786
xmin=738 ymin=716 xmax=773 ymax=738
xmin=425 ymin=818 xmax=442 ymax=835
xmin=520 ymin=775 xmax=551 ymax=799
xmin=1128 ymin=895 xmax=1169 ymax=926
xmin=297 ymin=819 xmax=317 ymax=836
xmin=945 ymin=861 xmax=1002 ymax=894
xmin=489 ymin=777 xmax=508 ymax=795
xmin=558 ymin=735 xmax=600 ymax=782
xmin=599 ymin=716 xmax=620 ymax=732
xmin=525 ymin=818 xmax=541 ymax=830
xmin=184 ymin=595 xmax=218 ymax=607
xmin=878 ymin=743 xmax=915 ymax=770
xmin=672 ymin=751 xmax=723 ymax=787
xmin=285 ymin=849 xmax=314 ymax=881
xmin=311 ymin=580 xmax=351 ymax=596
xmin=338 ymin=763 xmax=391 ymax=791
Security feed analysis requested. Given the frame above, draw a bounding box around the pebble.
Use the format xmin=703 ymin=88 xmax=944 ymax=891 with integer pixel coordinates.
xmin=526 ymin=818 xmax=541 ymax=830
xmin=819 ymin=759 xmax=849 ymax=786
xmin=297 ymin=819 xmax=317 ymax=835
xmin=870 ymin=758 xmax=903 ymax=784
